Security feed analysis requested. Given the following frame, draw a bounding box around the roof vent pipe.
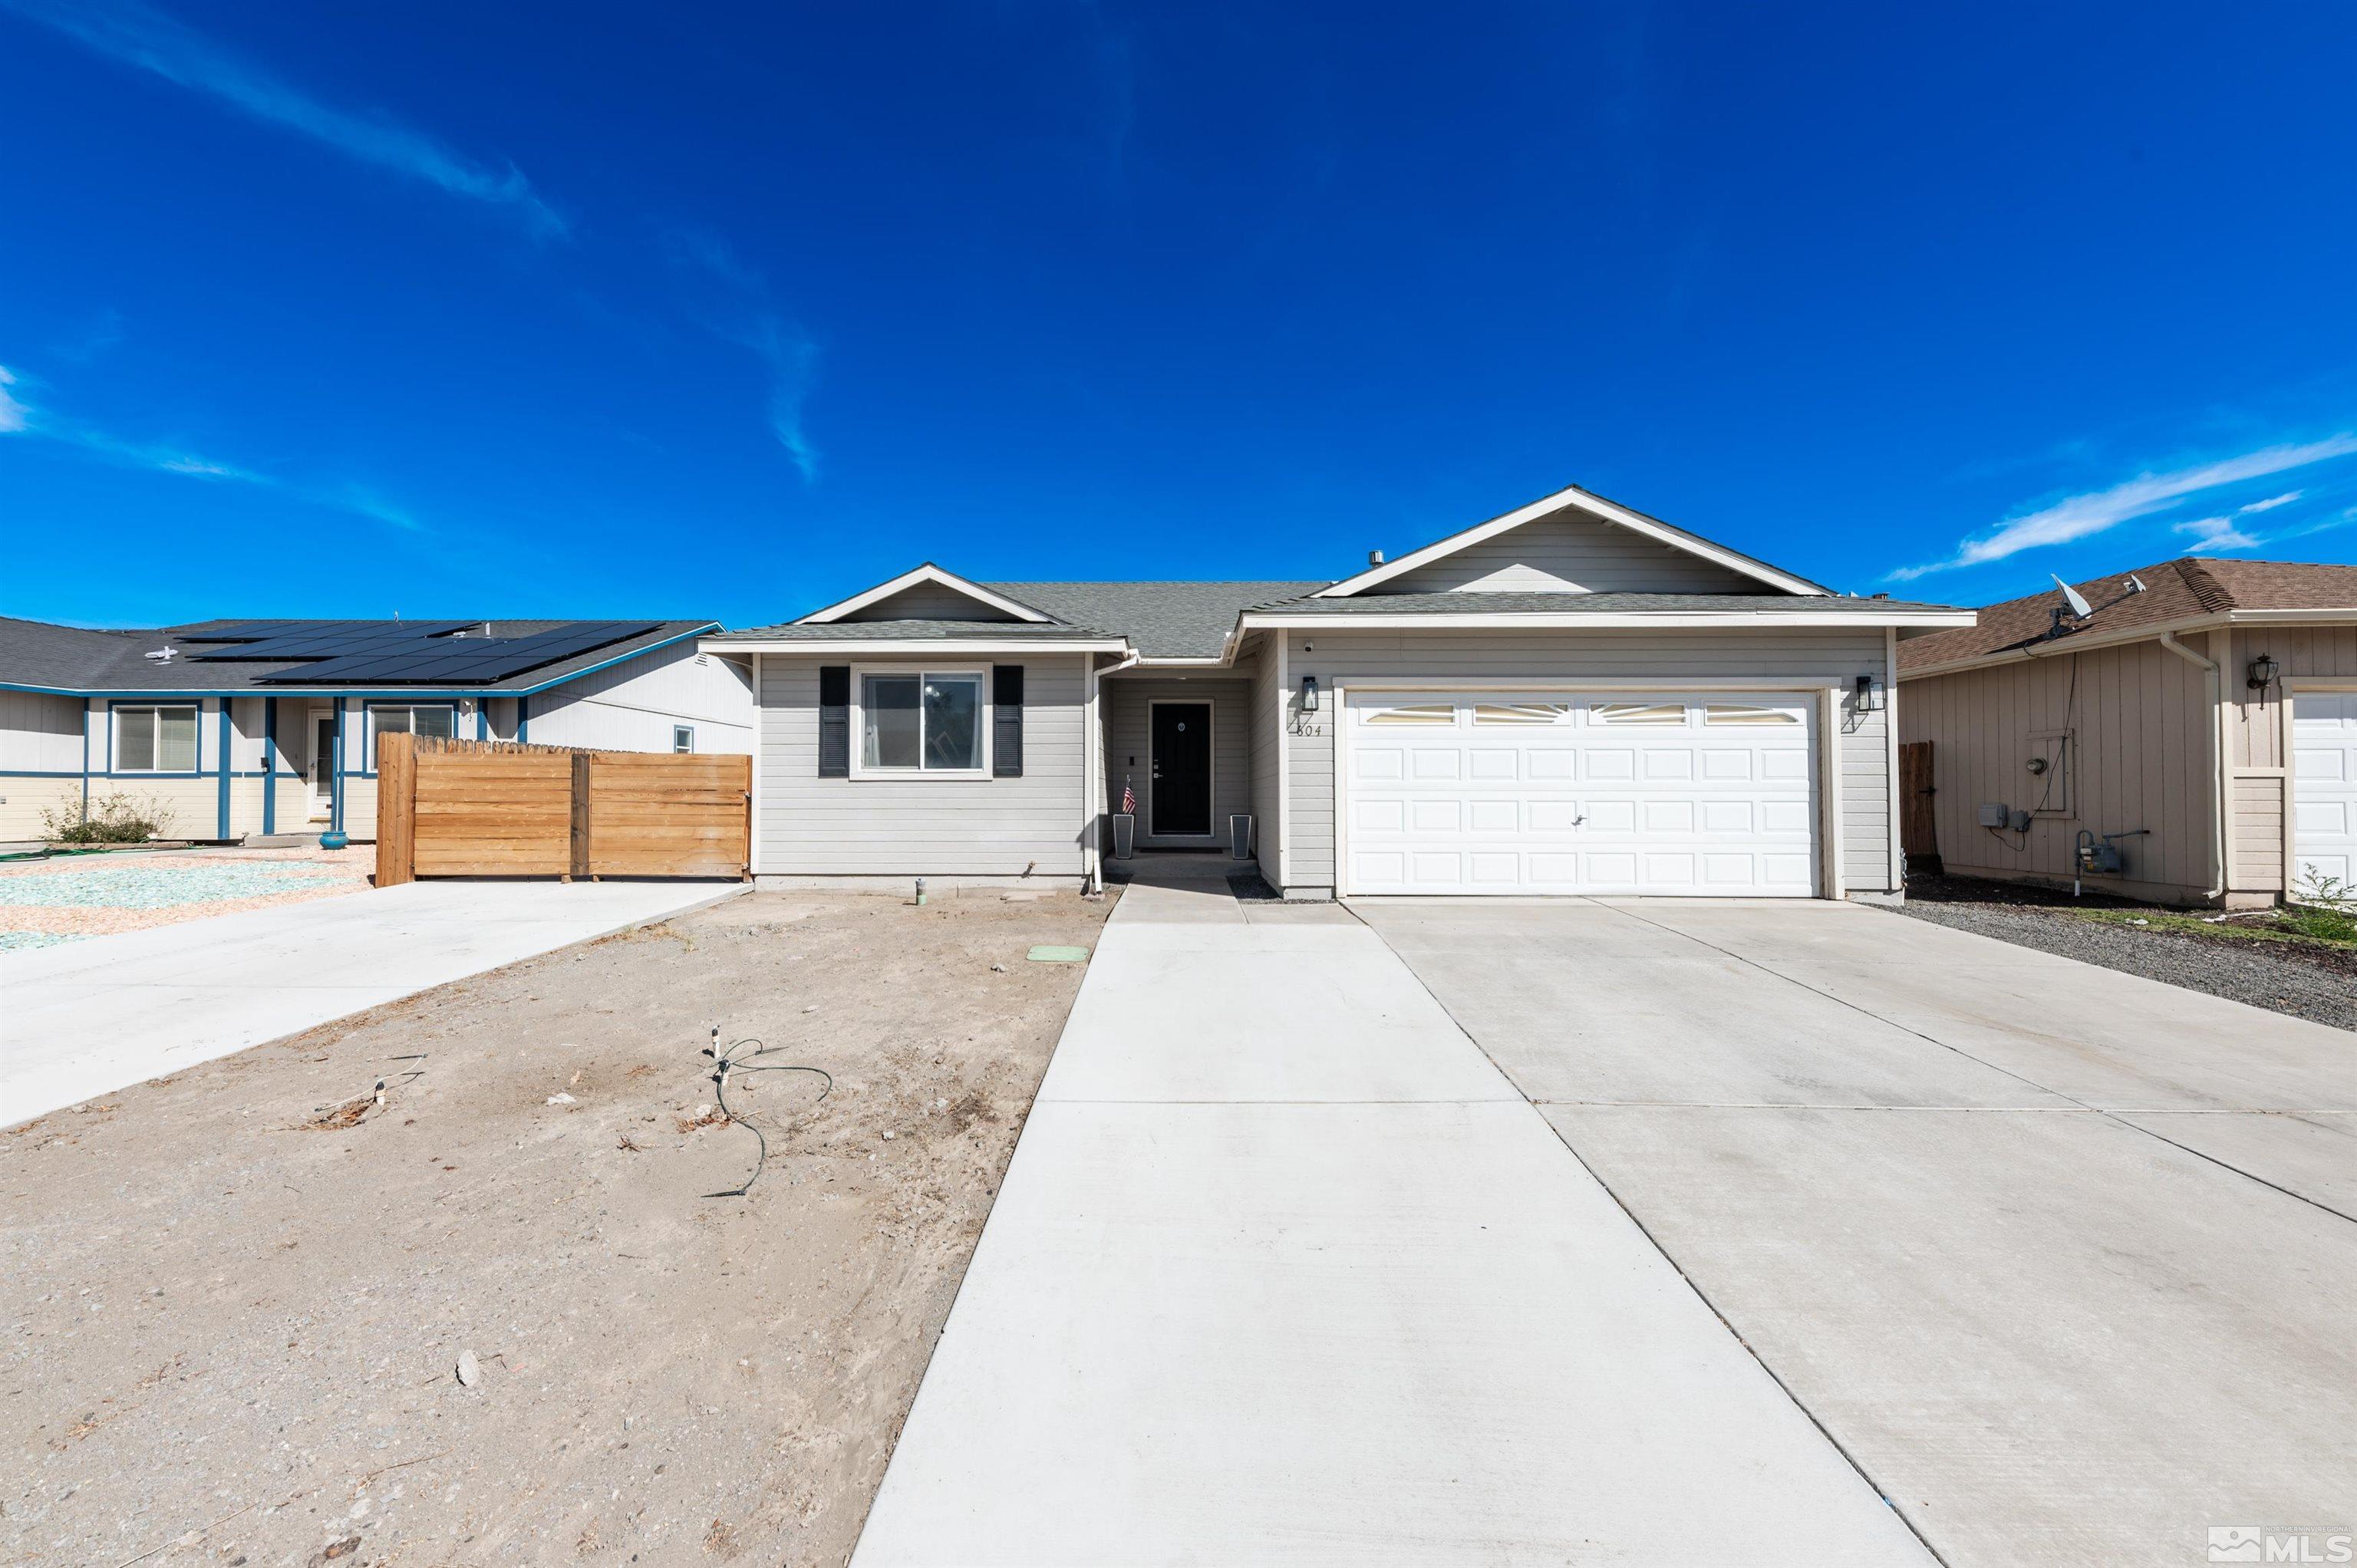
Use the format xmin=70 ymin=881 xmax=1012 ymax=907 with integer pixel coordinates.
xmin=1368 ymin=549 xmax=1385 ymax=566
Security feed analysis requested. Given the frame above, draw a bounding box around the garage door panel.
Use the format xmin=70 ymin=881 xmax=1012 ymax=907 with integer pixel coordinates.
xmin=2293 ymin=691 xmax=2357 ymax=896
xmin=1345 ymin=690 xmax=1818 ymax=897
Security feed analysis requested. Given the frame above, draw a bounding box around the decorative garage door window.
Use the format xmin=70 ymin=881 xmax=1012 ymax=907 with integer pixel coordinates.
xmin=1471 ymin=702 xmax=1573 ymax=726
xmin=1590 ymin=700 xmax=1687 ymax=726
xmin=1703 ymin=703 xmax=1803 ymax=726
xmin=1361 ymin=702 xmax=1456 ymax=726
xmin=1345 ymin=690 xmax=1817 ymax=897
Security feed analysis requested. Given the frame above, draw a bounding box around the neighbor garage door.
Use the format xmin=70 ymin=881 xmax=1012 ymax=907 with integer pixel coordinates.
xmin=1342 ymin=689 xmax=1818 ymax=896
xmin=2292 ymin=689 xmax=2357 ymax=893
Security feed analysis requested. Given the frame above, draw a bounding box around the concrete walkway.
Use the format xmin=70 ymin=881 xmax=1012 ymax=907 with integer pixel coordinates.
xmin=2 ymin=879 xmax=745 ymax=1128
xmin=852 ymin=877 xmax=1933 ymax=1566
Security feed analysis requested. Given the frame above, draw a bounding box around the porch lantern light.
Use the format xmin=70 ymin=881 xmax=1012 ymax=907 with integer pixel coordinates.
xmin=1853 ymin=674 xmax=1884 ymax=713
xmin=1300 ymin=674 xmax=1320 ymax=713
xmin=2247 ymin=653 xmax=2281 ymax=709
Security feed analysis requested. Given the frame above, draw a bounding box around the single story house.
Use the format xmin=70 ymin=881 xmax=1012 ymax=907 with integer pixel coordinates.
xmin=709 ymin=483 xmax=1971 ymax=900
xmin=0 ymin=616 xmax=753 ymax=843
xmin=1897 ymin=557 xmax=2357 ymax=908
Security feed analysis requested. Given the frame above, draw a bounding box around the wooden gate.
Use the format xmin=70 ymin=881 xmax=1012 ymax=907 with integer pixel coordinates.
xmin=375 ymin=733 xmax=750 ymax=886
xmin=1898 ymin=740 xmax=1940 ymax=875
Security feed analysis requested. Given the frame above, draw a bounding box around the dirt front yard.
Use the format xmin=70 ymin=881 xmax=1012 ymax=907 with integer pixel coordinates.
xmin=2 ymin=886 xmax=1113 ymax=1566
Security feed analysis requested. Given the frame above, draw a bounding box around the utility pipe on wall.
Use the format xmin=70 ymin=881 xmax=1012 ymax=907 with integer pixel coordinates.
xmin=2156 ymin=631 xmax=2227 ymax=901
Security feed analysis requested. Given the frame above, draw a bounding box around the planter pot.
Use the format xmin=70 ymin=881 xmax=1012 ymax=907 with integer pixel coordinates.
xmin=320 ymin=830 xmax=350 ymax=851
xmin=1229 ymin=814 xmax=1254 ymax=860
xmin=1111 ymin=813 xmax=1136 ymax=860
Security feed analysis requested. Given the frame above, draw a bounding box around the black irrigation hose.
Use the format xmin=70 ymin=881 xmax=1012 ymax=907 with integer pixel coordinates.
xmin=704 ymin=1027 xmax=832 ymax=1198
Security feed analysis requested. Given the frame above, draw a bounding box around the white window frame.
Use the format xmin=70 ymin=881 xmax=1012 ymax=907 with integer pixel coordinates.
xmin=672 ymin=723 xmax=696 ymax=754
xmin=114 ymin=703 xmax=201 ymax=775
xmin=849 ymin=665 xmax=992 ymax=780
xmin=365 ymin=702 xmax=458 ymax=770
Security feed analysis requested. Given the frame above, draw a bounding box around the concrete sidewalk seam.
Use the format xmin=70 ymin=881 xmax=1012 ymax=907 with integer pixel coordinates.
xmin=1594 ymin=900 xmax=2357 ymax=1229
xmin=1341 ymin=898 xmax=1954 ymax=1568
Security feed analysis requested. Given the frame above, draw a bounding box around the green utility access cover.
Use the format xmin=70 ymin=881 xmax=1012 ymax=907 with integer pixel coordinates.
xmin=1027 ymin=945 xmax=1091 ymax=963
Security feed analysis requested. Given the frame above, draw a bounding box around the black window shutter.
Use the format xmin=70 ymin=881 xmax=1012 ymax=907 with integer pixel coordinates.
xmin=992 ymin=664 xmax=1024 ymax=777
xmin=818 ymin=666 xmax=850 ymax=777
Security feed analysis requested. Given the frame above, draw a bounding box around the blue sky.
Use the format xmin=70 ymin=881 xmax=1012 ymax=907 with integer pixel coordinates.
xmin=5 ymin=2 xmax=2355 ymax=628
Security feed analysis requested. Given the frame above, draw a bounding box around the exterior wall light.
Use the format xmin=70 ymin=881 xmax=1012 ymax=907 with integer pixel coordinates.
xmin=1300 ymin=674 xmax=1320 ymax=713
xmin=1853 ymin=674 xmax=1884 ymax=713
xmin=2247 ymin=654 xmax=2280 ymax=709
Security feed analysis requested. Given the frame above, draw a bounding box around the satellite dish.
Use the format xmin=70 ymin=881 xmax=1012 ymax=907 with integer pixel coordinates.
xmin=2125 ymin=574 xmax=2148 ymax=594
xmin=2052 ymin=575 xmax=2094 ymax=619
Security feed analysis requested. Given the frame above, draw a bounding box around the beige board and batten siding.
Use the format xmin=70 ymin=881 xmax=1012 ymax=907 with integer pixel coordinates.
xmin=1282 ymin=628 xmax=1896 ymax=896
xmin=1376 ymin=513 xmax=1770 ymax=595
xmin=1100 ymin=676 xmax=1251 ymax=851
xmin=1900 ymin=637 xmax=2215 ymax=902
xmin=2227 ymin=624 xmax=2357 ymax=900
xmin=0 ymin=690 xmax=87 ymax=838
xmin=754 ymin=654 xmax=1087 ymax=881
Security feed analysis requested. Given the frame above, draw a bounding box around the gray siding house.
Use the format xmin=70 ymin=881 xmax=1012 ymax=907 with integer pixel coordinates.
xmin=711 ymin=484 xmax=1970 ymax=900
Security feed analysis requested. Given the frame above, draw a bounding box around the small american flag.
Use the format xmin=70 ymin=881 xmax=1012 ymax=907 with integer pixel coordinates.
xmin=1120 ymin=778 xmax=1136 ymax=814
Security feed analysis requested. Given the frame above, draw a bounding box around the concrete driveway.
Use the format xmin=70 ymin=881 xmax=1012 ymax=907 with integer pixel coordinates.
xmin=855 ymin=877 xmax=1933 ymax=1566
xmin=1360 ymin=897 xmax=2357 ymax=1568
xmin=2 ymin=879 xmax=745 ymax=1128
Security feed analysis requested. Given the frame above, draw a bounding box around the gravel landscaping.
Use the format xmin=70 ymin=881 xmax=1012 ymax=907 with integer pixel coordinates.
xmin=0 ymin=846 xmax=374 ymax=946
xmin=1892 ymin=875 xmax=2356 ymax=1031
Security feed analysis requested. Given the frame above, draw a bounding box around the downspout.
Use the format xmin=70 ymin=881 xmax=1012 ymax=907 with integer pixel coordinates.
xmin=1085 ymin=649 xmax=1142 ymax=893
xmin=2158 ymin=632 xmax=2226 ymax=901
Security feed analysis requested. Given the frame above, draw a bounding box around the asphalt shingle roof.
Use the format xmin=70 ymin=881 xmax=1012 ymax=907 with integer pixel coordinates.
xmin=1249 ymin=591 xmax=1959 ymax=615
xmin=0 ymin=616 xmax=715 ymax=694
xmin=1897 ymin=558 xmax=2357 ymax=672
xmin=987 ymin=581 xmax=1330 ymax=657
xmin=704 ymin=618 xmax=1119 ymax=644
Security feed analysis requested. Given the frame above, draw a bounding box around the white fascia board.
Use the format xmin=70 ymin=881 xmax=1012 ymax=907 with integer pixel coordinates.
xmin=1239 ymin=609 xmax=1976 ymax=631
xmin=698 ymin=637 xmax=1129 ymax=655
xmin=2223 ymin=607 xmax=2357 ymax=624
xmin=798 ymin=563 xmax=1053 ymax=624
xmin=1312 ymin=483 xmax=1831 ymax=598
xmin=1894 ymin=615 xmax=2223 ymax=681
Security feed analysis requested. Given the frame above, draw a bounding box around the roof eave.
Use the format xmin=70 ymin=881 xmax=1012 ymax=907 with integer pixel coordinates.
xmin=699 ymin=635 xmax=1131 ymax=655
xmin=1238 ymin=608 xmax=1976 ymax=631
xmin=1897 ymin=604 xmax=2357 ymax=680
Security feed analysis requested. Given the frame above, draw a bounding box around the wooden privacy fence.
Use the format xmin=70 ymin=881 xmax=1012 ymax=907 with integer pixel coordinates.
xmin=375 ymin=733 xmax=750 ymax=887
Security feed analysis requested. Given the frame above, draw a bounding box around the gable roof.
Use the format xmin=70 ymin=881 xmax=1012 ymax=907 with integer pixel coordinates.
xmin=0 ymin=616 xmax=717 ymax=696
xmin=1314 ymin=483 xmax=1831 ymax=598
xmin=1897 ymin=557 xmax=2357 ymax=675
xmin=799 ymin=564 xmax=1051 ymax=624
xmin=984 ymin=581 xmax=1328 ymax=658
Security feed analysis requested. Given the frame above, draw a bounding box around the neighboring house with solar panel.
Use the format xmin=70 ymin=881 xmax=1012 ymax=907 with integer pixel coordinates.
xmin=710 ymin=483 xmax=1970 ymax=899
xmin=0 ymin=616 xmax=752 ymax=843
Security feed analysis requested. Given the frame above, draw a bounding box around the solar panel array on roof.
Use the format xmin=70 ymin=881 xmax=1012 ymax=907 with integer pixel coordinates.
xmin=192 ymin=621 xmax=477 ymax=660
xmin=252 ymin=621 xmax=658 ymax=684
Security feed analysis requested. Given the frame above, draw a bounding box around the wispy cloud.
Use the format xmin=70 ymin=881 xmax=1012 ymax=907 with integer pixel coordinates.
xmin=2 ymin=0 xmax=565 ymax=238
xmin=2174 ymin=515 xmax=2260 ymax=551
xmin=664 ymin=227 xmax=822 ymax=483
xmin=0 ymin=366 xmax=28 ymax=433
xmin=1890 ymin=434 xmax=2357 ymax=580
xmin=0 ymin=361 xmax=423 ymax=530
xmin=2238 ymin=490 xmax=2301 ymax=514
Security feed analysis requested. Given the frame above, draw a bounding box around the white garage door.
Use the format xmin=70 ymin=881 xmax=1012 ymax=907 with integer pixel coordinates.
xmin=1343 ymin=689 xmax=1819 ymax=896
xmin=2293 ymin=690 xmax=2357 ymax=895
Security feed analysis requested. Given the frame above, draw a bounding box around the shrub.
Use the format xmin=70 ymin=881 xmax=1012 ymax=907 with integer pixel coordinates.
xmin=38 ymin=787 xmax=172 ymax=845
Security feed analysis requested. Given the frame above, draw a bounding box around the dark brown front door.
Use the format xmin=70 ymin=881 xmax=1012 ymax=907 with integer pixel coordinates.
xmin=1150 ymin=702 xmax=1212 ymax=837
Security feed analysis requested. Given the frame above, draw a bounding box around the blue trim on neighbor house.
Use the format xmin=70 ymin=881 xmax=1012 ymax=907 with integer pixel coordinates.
xmin=516 ymin=694 xmax=530 ymax=743
xmin=355 ymin=700 xmax=458 ymax=776
xmin=216 ymin=696 xmax=231 ymax=838
xmin=262 ymin=697 xmax=277 ymax=835
xmin=329 ymin=698 xmax=346 ymax=834
xmin=100 ymin=698 xmax=206 ymax=779
xmin=476 ymin=702 xmax=489 ymax=740
xmin=81 ymin=700 xmax=91 ymax=815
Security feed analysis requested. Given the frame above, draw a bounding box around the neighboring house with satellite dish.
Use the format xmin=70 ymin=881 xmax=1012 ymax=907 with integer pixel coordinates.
xmin=1897 ymin=558 xmax=2357 ymax=908
xmin=0 ymin=616 xmax=753 ymax=843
